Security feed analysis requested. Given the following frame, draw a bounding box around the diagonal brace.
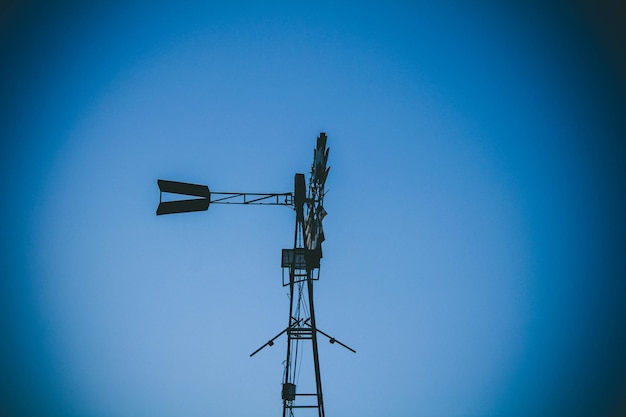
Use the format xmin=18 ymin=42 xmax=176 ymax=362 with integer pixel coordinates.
xmin=315 ymin=327 xmax=356 ymax=353
xmin=250 ymin=327 xmax=289 ymax=357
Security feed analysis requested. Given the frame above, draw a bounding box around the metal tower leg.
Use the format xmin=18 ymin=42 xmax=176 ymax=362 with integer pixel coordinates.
xmin=282 ymin=271 xmax=295 ymax=417
xmin=307 ymin=269 xmax=325 ymax=417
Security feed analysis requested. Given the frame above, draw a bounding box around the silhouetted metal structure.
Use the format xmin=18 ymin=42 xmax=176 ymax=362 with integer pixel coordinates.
xmin=156 ymin=132 xmax=354 ymax=417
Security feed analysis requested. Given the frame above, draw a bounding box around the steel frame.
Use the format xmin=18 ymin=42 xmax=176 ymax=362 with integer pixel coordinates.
xmin=157 ymin=133 xmax=353 ymax=417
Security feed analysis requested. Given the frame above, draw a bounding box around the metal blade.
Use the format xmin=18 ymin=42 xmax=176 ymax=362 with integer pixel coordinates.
xmin=156 ymin=198 xmax=209 ymax=215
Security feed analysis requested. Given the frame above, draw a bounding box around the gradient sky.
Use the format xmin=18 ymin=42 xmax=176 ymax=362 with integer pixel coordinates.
xmin=2 ymin=2 xmax=626 ymax=417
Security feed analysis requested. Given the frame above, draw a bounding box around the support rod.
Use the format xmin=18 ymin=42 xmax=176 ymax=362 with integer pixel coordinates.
xmin=210 ymin=192 xmax=293 ymax=206
xmin=250 ymin=327 xmax=289 ymax=357
xmin=315 ymin=328 xmax=356 ymax=353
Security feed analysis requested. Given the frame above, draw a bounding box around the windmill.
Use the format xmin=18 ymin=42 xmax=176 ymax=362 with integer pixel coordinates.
xmin=156 ymin=133 xmax=354 ymax=417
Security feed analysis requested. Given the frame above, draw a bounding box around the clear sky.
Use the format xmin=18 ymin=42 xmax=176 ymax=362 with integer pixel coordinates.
xmin=1 ymin=2 xmax=625 ymax=417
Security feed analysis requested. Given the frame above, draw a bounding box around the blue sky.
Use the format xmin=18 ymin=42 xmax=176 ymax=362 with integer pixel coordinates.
xmin=1 ymin=2 xmax=625 ymax=417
